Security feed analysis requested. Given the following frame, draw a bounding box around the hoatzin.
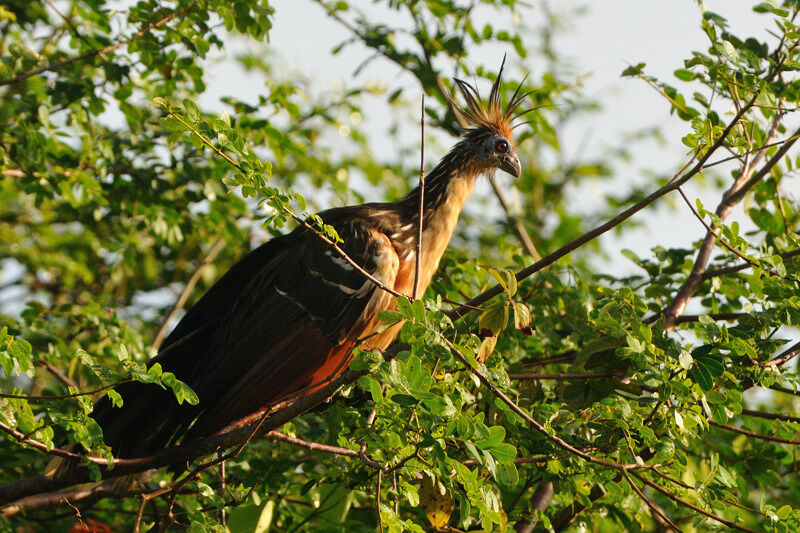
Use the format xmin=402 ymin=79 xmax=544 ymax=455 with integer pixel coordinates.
xmin=90 ymin=64 xmax=526 ymax=459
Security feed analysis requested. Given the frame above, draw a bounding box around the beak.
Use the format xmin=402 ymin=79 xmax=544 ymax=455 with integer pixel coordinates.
xmin=500 ymin=151 xmax=521 ymax=178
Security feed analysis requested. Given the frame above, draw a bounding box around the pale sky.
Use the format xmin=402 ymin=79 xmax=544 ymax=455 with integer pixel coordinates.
xmin=198 ymin=0 xmax=797 ymax=276
xmin=4 ymin=1 xmax=794 ymax=307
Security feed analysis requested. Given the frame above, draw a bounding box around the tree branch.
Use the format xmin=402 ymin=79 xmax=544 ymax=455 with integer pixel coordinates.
xmin=630 ymin=471 xmax=758 ymax=532
xmin=0 ymin=3 xmax=197 ymax=87
xmin=0 ymin=369 xmax=367 ymax=507
xmin=708 ymin=419 xmax=800 ymax=445
xmin=703 ymin=248 xmax=800 ymax=280
xmin=152 ymin=238 xmax=225 ymax=350
xmin=413 ymin=95 xmax=425 ymax=300
xmin=508 ymin=371 xmax=625 ymax=380
xmin=663 ymin=120 xmax=799 ymax=329
xmin=487 ymin=175 xmax=541 ymax=260
xmin=514 ymin=481 xmax=553 ymax=533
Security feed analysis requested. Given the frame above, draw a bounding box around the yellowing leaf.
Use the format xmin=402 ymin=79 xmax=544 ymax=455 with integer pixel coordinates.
xmin=420 ymin=475 xmax=454 ymax=530
xmin=477 ymin=335 xmax=498 ymax=363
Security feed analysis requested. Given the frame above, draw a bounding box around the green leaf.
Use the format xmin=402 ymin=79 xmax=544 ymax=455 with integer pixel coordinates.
xmin=491 ymin=443 xmax=517 ymax=464
xmin=390 ymin=393 xmax=419 ymax=407
xmin=512 ymin=302 xmax=533 ymax=335
xmin=183 ymin=99 xmax=201 ymax=121
xmin=674 ymin=69 xmax=696 ymax=81
xmin=496 ymin=462 xmax=519 ymax=486
xmin=753 ymin=2 xmax=789 ymax=17
xmin=621 ymin=62 xmax=646 ymax=77
xmin=479 ymin=302 xmax=509 ymax=336
xmin=476 ymin=425 xmax=505 ymax=450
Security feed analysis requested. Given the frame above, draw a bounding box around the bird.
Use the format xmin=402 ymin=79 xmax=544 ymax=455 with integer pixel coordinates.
xmin=89 ymin=61 xmax=527 ymax=459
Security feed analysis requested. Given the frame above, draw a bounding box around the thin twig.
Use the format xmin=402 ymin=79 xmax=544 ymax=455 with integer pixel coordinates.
xmin=152 ymin=238 xmax=225 ymax=350
xmin=133 ymin=496 xmax=147 ymax=533
xmin=703 ymin=248 xmax=800 ymax=279
xmin=443 ymin=337 xmax=656 ymax=471
xmin=630 ymin=471 xmax=758 ymax=532
xmin=377 ymin=470 xmax=385 ymax=533
xmin=509 ymin=371 xmax=625 ymax=380
xmin=44 ymin=0 xmax=106 ymax=59
xmin=0 ymin=380 xmax=129 ymax=401
xmin=0 ymin=3 xmax=197 ymax=87
xmin=741 ymin=408 xmax=800 ymax=424
xmin=708 ymin=419 xmax=800 ymax=445
xmin=622 ymin=470 xmax=681 ymax=531
xmin=413 ymin=94 xmax=425 ymax=300
xmin=487 ymin=175 xmax=541 ymax=260
xmin=675 ymin=185 xmax=799 ymax=283
xmin=266 ymin=431 xmax=358 ymax=458
xmin=38 ymin=358 xmax=79 ymax=390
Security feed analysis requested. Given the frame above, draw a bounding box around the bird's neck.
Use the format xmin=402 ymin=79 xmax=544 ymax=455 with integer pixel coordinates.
xmin=387 ymin=153 xmax=481 ymax=296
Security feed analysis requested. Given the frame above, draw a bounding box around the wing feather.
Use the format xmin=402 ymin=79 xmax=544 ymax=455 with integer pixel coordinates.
xmin=92 ymin=210 xmax=400 ymax=457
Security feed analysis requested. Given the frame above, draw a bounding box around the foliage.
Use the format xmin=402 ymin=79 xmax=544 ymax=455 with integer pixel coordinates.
xmin=1 ymin=0 xmax=800 ymax=531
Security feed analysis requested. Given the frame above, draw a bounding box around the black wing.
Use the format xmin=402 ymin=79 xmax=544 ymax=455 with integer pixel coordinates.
xmin=92 ymin=209 xmax=399 ymax=458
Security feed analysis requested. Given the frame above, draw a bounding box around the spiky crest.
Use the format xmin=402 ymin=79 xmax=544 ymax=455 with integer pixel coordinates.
xmin=448 ymin=55 xmax=531 ymax=142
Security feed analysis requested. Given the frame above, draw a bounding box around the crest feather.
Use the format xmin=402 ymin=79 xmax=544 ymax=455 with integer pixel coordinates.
xmin=448 ymin=55 xmax=528 ymax=141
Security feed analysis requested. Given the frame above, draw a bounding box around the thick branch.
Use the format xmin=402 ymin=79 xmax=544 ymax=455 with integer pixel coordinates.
xmin=768 ymin=339 xmax=800 ymax=367
xmin=664 ymin=122 xmax=800 ymax=328
xmin=0 ymin=369 xmax=366 ymax=507
xmin=515 ymin=481 xmax=554 ymax=533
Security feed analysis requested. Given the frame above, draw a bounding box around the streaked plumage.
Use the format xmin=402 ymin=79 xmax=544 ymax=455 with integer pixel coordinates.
xmin=91 ymin=60 xmax=527 ymax=458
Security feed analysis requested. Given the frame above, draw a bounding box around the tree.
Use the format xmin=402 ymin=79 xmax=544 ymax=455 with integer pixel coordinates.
xmin=1 ymin=0 xmax=800 ymax=530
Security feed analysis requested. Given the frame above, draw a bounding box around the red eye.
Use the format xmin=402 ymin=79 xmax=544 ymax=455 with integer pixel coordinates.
xmin=496 ymin=140 xmax=508 ymax=152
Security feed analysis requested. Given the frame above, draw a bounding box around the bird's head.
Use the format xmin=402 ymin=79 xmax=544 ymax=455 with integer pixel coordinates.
xmin=448 ymin=58 xmax=529 ymax=179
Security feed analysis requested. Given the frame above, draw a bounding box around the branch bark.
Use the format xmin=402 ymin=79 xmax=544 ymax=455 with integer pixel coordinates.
xmin=0 ymin=369 xmax=367 ymax=507
xmin=514 ymin=481 xmax=553 ymax=533
xmin=663 ymin=121 xmax=800 ymax=329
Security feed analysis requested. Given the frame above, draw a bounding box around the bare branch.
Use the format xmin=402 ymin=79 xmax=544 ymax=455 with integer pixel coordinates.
xmin=708 ymin=419 xmax=800 ymax=445
xmin=622 ymin=470 xmax=681 ymax=531
xmin=152 ymin=238 xmax=225 ymax=350
xmin=488 ymin=175 xmax=541 ymax=260
xmin=413 ymin=94 xmax=425 ymax=300
xmin=768 ymin=339 xmax=800 ymax=367
xmin=515 ymin=481 xmax=554 ymax=533
xmin=37 ymin=358 xmax=79 ymax=391
xmin=740 ymin=408 xmax=800 ymax=424
xmin=508 ymin=371 xmax=625 ymax=380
